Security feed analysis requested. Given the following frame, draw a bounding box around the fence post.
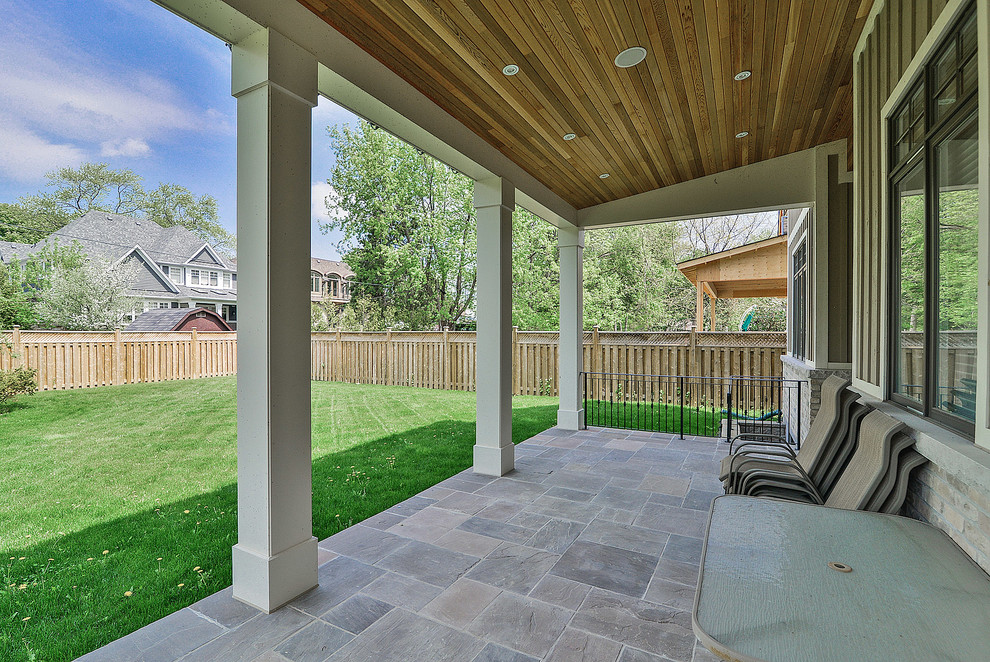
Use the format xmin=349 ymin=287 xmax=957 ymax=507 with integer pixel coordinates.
xmin=679 ymin=375 xmax=685 ymax=439
xmin=386 ymin=327 xmax=393 ymax=386
xmin=689 ymin=328 xmax=698 ymax=377
xmin=592 ymin=325 xmax=600 ymax=374
xmin=113 ymin=327 xmax=123 ymax=385
xmin=512 ymin=326 xmax=519 ymax=395
xmin=11 ymin=325 xmax=23 ymax=369
xmin=335 ymin=327 xmax=342 ymax=382
xmin=443 ymin=327 xmax=450 ymax=391
xmin=190 ymin=328 xmax=200 ymax=378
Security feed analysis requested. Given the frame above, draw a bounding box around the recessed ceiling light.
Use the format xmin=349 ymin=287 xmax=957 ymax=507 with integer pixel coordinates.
xmin=563 ymin=133 xmax=577 ymax=141
xmin=614 ymin=46 xmax=647 ymax=68
xmin=502 ymin=64 xmax=520 ymax=76
xmin=735 ymin=131 xmax=750 ymax=138
xmin=734 ymin=70 xmax=752 ymax=81
xmin=599 ymin=173 xmax=610 ymax=179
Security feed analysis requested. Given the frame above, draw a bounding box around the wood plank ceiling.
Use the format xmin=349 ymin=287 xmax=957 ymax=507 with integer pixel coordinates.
xmin=297 ymin=0 xmax=872 ymax=210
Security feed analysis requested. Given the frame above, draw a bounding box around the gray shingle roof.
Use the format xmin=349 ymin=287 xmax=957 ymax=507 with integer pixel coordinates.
xmin=311 ymin=256 xmax=353 ymax=277
xmin=124 ymin=308 xmax=194 ymax=331
xmin=0 ymin=240 xmax=34 ymax=264
xmin=35 ymin=211 xmax=234 ymax=269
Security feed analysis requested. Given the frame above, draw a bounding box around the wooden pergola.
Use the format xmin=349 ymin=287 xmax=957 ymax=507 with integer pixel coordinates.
xmin=677 ymin=234 xmax=788 ymax=331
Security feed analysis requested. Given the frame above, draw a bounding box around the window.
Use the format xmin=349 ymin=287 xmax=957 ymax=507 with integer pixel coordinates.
xmin=210 ymin=271 xmax=219 ymax=287
xmin=223 ymin=273 xmax=231 ymax=289
xmin=190 ymin=269 xmax=201 ymax=285
xmin=888 ymin=3 xmax=978 ymax=434
xmin=312 ymin=273 xmax=321 ymax=294
xmin=791 ymin=241 xmax=808 ymax=361
xmin=167 ymin=266 xmax=182 ymax=284
xmin=329 ymin=277 xmax=339 ymax=298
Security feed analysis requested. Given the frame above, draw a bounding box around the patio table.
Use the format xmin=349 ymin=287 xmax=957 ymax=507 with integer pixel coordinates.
xmin=692 ymin=495 xmax=990 ymax=662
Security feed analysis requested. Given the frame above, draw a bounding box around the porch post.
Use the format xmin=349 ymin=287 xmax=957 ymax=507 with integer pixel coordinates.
xmin=230 ymin=28 xmax=318 ymax=612
xmin=474 ymin=177 xmax=514 ymax=476
xmin=557 ymin=225 xmax=585 ymax=429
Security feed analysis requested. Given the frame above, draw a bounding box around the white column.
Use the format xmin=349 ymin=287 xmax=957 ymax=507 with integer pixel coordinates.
xmin=474 ymin=177 xmax=514 ymax=476
xmin=557 ymin=225 xmax=585 ymax=430
xmin=230 ymin=28 xmax=318 ymax=612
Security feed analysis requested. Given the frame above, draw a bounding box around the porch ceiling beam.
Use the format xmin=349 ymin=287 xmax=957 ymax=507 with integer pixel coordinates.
xmin=577 ymin=145 xmax=825 ymax=228
xmin=152 ymin=0 xmax=577 ymax=228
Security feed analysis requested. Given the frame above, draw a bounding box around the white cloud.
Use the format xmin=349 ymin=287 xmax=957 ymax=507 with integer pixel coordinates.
xmin=0 ymin=116 xmax=87 ymax=182
xmin=100 ymin=138 xmax=151 ymax=158
xmin=311 ymin=181 xmax=345 ymax=225
xmin=0 ymin=3 xmax=231 ymax=183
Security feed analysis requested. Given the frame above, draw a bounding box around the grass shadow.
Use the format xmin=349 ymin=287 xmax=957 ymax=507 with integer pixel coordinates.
xmin=1 ymin=404 xmax=558 ymax=662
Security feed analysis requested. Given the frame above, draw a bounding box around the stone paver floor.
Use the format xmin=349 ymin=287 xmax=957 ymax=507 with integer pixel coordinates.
xmin=79 ymin=427 xmax=729 ymax=662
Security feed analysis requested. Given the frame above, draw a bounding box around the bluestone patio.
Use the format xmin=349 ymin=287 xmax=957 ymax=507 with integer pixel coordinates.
xmin=79 ymin=426 xmax=725 ymax=662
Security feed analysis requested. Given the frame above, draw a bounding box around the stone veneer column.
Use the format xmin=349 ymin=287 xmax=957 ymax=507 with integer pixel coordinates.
xmin=557 ymin=225 xmax=585 ymax=430
xmin=230 ymin=28 xmax=318 ymax=612
xmin=474 ymin=177 xmax=514 ymax=476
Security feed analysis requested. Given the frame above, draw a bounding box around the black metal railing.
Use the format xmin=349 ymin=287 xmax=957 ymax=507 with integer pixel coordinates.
xmin=725 ymin=377 xmax=803 ymax=449
xmin=582 ymin=372 xmax=805 ymax=445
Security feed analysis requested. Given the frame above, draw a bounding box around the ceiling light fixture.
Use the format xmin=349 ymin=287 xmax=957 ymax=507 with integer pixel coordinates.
xmin=502 ymin=64 xmax=520 ymax=76
xmin=614 ymin=46 xmax=647 ymax=68
xmin=599 ymin=173 xmax=610 ymax=179
xmin=734 ymin=70 xmax=752 ymax=81
xmin=563 ymin=133 xmax=577 ymax=141
xmin=735 ymin=131 xmax=750 ymax=138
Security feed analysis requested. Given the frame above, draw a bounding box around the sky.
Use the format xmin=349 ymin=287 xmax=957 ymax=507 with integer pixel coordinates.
xmin=0 ymin=0 xmax=358 ymax=259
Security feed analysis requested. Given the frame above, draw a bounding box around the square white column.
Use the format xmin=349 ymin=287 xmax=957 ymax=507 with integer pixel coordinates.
xmin=557 ymin=225 xmax=585 ymax=430
xmin=230 ymin=28 xmax=318 ymax=613
xmin=474 ymin=177 xmax=514 ymax=476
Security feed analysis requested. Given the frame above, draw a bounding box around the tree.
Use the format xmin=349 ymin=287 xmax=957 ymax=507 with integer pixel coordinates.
xmin=676 ymin=213 xmax=778 ymax=259
xmin=16 ymin=163 xmax=234 ymax=254
xmin=512 ymin=209 xmax=559 ymax=330
xmin=0 ymin=203 xmax=41 ymax=243
xmin=35 ymin=257 xmax=140 ymax=330
xmin=0 ymin=262 xmax=37 ymax=328
xmin=322 ymin=123 xmax=476 ymax=330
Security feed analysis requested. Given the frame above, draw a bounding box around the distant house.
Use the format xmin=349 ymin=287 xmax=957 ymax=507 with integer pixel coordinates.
xmin=310 ymin=257 xmax=353 ymax=305
xmin=0 ymin=211 xmax=238 ymax=328
xmin=125 ymin=307 xmax=233 ymax=332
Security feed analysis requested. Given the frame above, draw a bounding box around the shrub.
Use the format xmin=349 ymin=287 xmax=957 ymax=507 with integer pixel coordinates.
xmin=0 ymin=366 xmax=37 ymax=406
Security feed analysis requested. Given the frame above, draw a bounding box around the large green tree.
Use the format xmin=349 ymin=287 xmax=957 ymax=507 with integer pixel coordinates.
xmin=322 ymin=123 xmax=477 ymax=330
xmin=14 ymin=163 xmax=235 ymax=254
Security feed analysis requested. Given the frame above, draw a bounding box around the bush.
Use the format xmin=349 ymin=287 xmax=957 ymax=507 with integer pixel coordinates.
xmin=0 ymin=366 xmax=37 ymax=406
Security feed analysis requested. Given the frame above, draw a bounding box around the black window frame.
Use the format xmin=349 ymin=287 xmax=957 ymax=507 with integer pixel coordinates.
xmin=887 ymin=2 xmax=979 ymax=437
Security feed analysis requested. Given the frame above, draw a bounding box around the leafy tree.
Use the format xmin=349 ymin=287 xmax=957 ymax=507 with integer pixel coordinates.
xmin=35 ymin=257 xmax=140 ymax=330
xmin=0 ymin=203 xmax=41 ymax=243
xmin=322 ymin=123 xmax=476 ymax=330
xmin=0 ymin=262 xmax=37 ymax=328
xmin=512 ymin=208 xmax=559 ymax=330
xmin=16 ymin=163 xmax=234 ymax=254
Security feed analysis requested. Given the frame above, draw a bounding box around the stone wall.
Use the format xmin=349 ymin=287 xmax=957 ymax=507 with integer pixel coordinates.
xmin=780 ymin=354 xmax=852 ymax=443
xmin=902 ymin=463 xmax=990 ymax=574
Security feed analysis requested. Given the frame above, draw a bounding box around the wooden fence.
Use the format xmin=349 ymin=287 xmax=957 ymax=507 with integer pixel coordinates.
xmin=1 ymin=327 xmax=237 ymax=391
xmin=313 ymin=329 xmax=786 ymax=396
xmin=2 ymin=327 xmax=786 ymax=394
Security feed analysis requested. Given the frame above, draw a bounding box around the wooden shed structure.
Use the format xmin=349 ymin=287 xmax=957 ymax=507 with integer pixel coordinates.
xmin=125 ymin=307 xmax=233 ymax=333
xmin=677 ymin=234 xmax=788 ymax=331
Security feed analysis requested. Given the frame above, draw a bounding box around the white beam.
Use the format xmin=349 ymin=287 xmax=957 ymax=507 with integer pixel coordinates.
xmin=577 ymin=144 xmax=831 ymax=228
xmin=230 ymin=27 xmax=318 ymax=612
xmin=557 ymin=225 xmax=584 ymax=430
xmin=474 ymin=177 xmax=514 ymax=476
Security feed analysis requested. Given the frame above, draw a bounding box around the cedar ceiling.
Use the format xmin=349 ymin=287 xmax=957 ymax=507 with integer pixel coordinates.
xmin=297 ymin=0 xmax=872 ymax=209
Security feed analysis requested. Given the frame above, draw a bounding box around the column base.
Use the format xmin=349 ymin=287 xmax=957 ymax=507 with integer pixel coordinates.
xmin=474 ymin=443 xmax=514 ymax=476
xmin=232 ymin=536 xmax=318 ymax=613
xmin=557 ymin=408 xmax=585 ymax=431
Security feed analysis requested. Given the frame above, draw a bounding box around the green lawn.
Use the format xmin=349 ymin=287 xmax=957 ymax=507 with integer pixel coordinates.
xmin=0 ymin=378 xmax=558 ymax=662
xmin=584 ymin=400 xmax=726 ymax=437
